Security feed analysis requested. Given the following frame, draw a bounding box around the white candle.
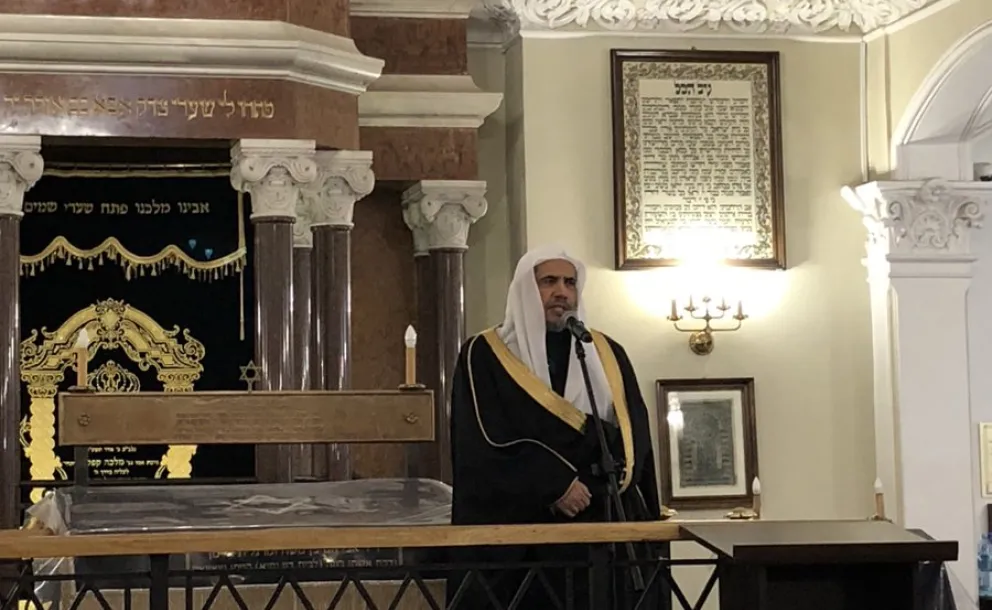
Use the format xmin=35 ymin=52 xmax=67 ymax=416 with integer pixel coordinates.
xmin=75 ymin=329 xmax=90 ymax=388
xmin=874 ymin=477 xmax=885 ymax=519
xmin=404 ymin=325 xmax=417 ymax=386
xmin=752 ymin=476 xmax=762 ymax=517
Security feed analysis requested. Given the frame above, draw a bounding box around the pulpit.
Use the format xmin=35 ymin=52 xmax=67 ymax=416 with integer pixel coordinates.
xmin=681 ymin=520 xmax=958 ymax=610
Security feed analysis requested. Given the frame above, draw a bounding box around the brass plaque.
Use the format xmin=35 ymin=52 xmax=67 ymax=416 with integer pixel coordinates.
xmin=58 ymin=390 xmax=434 ymax=445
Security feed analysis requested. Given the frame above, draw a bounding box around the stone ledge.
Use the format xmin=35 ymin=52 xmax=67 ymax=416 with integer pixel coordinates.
xmin=350 ymin=0 xmax=477 ymax=19
xmin=359 ymin=75 xmax=502 ymax=129
xmin=0 ymin=14 xmax=384 ymax=95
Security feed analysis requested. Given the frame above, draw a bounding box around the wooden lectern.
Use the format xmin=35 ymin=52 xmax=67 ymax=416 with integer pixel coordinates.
xmin=681 ymin=520 xmax=957 ymax=610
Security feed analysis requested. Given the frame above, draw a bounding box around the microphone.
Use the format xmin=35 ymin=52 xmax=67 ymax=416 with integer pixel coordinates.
xmin=562 ymin=310 xmax=593 ymax=343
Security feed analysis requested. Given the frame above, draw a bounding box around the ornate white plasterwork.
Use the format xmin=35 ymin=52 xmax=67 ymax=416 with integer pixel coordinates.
xmin=841 ymin=179 xmax=992 ymax=259
xmin=294 ymin=197 xmax=316 ymax=248
xmin=231 ymin=139 xmax=318 ymax=221
xmin=0 ymin=135 xmax=43 ymax=218
xmin=402 ymin=180 xmax=488 ymax=252
xmin=359 ymin=75 xmax=503 ymax=129
xmin=482 ymin=0 xmax=935 ymax=35
xmin=300 ymin=151 xmax=375 ymax=233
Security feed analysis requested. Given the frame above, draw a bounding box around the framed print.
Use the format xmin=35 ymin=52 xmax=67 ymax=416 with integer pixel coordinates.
xmin=656 ymin=377 xmax=759 ymax=510
xmin=611 ymin=49 xmax=786 ymax=270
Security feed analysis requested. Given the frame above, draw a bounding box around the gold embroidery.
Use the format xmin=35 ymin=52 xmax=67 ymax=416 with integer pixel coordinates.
xmin=20 ymin=298 xmax=204 ymax=501
xmin=20 ymin=165 xmax=247 ymax=283
xmin=21 ymin=235 xmax=246 ymax=281
xmin=481 ymin=329 xmax=587 ymax=432
xmin=591 ymin=331 xmax=635 ymax=494
xmin=466 ymin=335 xmax=576 ymax=472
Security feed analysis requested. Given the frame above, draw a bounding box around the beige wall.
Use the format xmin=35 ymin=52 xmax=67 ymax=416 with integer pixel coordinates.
xmin=468 ymin=35 xmax=877 ymax=522
xmin=466 ymin=46 xmax=513 ymax=333
xmin=867 ymin=0 xmax=992 ymax=176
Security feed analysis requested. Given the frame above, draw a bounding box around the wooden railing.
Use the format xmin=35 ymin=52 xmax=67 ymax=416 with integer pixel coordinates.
xmin=0 ymin=521 xmax=686 ymax=559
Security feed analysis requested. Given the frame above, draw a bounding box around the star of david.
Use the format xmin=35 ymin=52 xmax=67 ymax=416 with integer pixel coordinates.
xmin=239 ymin=360 xmax=261 ymax=392
xmin=219 ymin=494 xmax=320 ymax=515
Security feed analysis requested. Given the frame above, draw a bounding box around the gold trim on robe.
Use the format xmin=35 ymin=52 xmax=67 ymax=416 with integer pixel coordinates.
xmin=481 ymin=328 xmax=636 ymax=493
xmin=481 ymin=329 xmax=587 ymax=432
xmin=590 ymin=330 xmax=634 ymax=494
xmin=466 ymin=335 xmax=578 ymax=473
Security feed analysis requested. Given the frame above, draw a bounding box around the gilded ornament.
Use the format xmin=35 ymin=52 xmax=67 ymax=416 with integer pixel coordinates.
xmin=20 ymin=298 xmax=205 ymax=501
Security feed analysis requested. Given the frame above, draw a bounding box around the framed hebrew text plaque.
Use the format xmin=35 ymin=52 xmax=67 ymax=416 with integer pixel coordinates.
xmin=611 ymin=50 xmax=786 ymax=270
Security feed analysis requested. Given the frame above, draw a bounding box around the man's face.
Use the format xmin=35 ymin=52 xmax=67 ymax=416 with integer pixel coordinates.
xmin=534 ymin=259 xmax=578 ymax=328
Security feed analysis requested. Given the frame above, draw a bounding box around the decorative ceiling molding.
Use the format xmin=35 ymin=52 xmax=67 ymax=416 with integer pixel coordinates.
xmin=478 ymin=0 xmax=939 ymax=36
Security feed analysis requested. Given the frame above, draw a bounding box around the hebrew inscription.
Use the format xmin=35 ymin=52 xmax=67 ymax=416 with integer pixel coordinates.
xmin=3 ymin=91 xmax=275 ymax=121
xmin=639 ymin=79 xmax=756 ymax=239
xmin=25 ymin=200 xmax=211 ymax=215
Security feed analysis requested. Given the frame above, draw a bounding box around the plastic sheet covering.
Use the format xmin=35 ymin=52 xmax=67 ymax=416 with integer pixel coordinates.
xmin=22 ymin=478 xmax=453 ymax=604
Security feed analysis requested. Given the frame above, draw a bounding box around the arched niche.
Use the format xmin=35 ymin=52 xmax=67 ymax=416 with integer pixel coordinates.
xmin=893 ymin=20 xmax=992 ymax=181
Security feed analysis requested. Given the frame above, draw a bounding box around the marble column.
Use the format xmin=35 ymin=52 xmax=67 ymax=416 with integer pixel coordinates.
xmin=231 ymin=139 xmax=316 ymax=484
xmin=305 ymin=151 xmax=374 ymax=481
xmin=402 ymin=181 xmax=487 ymax=483
xmin=0 ymin=136 xmax=42 ymax=530
xmin=292 ymin=199 xmax=316 ymax=480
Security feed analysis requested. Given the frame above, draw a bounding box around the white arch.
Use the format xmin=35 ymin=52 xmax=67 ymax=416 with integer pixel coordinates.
xmin=893 ymin=19 xmax=992 ymax=180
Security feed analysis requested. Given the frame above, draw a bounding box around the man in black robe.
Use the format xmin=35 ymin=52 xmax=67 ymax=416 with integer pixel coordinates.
xmin=448 ymin=245 xmax=664 ymax=609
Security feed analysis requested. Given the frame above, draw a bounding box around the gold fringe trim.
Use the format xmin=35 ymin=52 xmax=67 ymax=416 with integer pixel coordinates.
xmin=20 ymin=236 xmax=246 ymax=281
xmin=21 ymin=166 xmax=247 ymax=282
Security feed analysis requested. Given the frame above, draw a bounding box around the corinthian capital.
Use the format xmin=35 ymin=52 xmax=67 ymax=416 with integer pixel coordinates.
xmin=300 ymin=150 xmax=375 ymax=231
xmin=841 ymin=179 xmax=991 ymax=258
xmin=230 ymin=139 xmax=317 ymax=220
xmin=401 ymin=180 xmax=488 ymax=252
xmin=0 ymin=135 xmax=44 ymax=218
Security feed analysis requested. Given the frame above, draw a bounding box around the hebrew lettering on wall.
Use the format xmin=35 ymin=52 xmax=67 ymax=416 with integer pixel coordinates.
xmin=611 ymin=51 xmax=786 ymax=269
xmin=2 ymin=91 xmax=276 ymax=122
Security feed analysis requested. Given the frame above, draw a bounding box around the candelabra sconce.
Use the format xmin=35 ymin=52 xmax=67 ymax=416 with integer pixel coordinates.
xmin=667 ymin=296 xmax=747 ymax=356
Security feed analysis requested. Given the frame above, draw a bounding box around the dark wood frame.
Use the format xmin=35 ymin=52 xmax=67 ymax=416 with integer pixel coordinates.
xmin=611 ymin=49 xmax=786 ymax=270
xmin=656 ymin=377 xmax=759 ymax=510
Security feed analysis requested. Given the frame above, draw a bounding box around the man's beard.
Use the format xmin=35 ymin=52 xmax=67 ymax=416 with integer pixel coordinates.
xmin=546 ymin=303 xmax=571 ymax=332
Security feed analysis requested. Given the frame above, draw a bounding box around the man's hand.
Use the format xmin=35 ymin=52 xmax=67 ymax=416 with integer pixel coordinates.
xmin=554 ymin=479 xmax=591 ymax=517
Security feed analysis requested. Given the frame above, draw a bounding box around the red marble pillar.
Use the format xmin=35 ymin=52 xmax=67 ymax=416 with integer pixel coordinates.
xmin=402 ymin=180 xmax=487 ymax=483
xmin=292 ymin=215 xmax=316 ymax=480
xmin=306 ymin=151 xmax=374 ymax=481
xmin=0 ymin=137 xmax=43 ymax=529
xmin=231 ymin=139 xmax=317 ymax=484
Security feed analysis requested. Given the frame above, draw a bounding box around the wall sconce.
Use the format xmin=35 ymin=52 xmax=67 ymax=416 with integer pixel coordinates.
xmin=667 ymin=296 xmax=747 ymax=355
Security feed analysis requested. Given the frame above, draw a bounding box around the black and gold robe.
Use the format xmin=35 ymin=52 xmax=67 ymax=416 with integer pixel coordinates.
xmin=448 ymin=328 xmax=662 ymax=609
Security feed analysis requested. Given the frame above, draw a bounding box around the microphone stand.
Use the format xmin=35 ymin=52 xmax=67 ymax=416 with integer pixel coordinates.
xmin=572 ymin=337 xmax=646 ymax=592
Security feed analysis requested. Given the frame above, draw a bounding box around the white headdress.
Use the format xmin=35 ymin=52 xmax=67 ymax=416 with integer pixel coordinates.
xmin=496 ymin=245 xmax=614 ymax=421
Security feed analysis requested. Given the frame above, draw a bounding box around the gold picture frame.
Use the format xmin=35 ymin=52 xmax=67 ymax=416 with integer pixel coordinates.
xmin=611 ymin=50 xmax=786 ymax=270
